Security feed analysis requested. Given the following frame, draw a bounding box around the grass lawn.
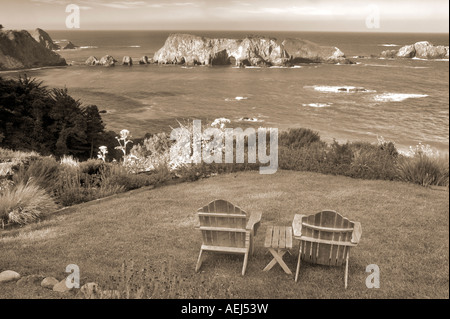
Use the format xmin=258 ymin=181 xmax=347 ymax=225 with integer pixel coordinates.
xmin=0 ymin=170 xmax=448 ymax=299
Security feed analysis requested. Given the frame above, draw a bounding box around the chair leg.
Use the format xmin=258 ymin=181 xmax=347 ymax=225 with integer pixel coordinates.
xmin=295 ymin=242 xmax=302 ymax=282
xmin=344 ymin=249 xmax=349 ymax=289
xmin=242 ymin=252 xmax=249 ymax=276
xmin=195 ymin=249 xmax=204 ymax=273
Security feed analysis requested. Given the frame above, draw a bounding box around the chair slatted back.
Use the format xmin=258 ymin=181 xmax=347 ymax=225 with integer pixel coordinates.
xmin=299 ymin=210 xmax=355 ymax=266
xmin=197 ymin=199 xmax=248 ymax=248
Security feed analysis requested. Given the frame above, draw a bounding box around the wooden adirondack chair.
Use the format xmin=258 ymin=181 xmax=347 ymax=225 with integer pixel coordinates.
xmin=195 ymin=199 xmax=262 ymax=276
xmin=292 ymin=210 xmax=362 ymax=288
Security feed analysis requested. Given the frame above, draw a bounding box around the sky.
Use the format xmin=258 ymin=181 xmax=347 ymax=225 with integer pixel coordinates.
xmin=0 ymin=0 xmax=448 ymax=32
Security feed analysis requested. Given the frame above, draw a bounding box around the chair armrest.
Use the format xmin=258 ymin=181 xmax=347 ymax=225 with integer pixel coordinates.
xmin=246 ymin=212 xmax=262 ymax=236
xmin=292 ymin=214 xmax=307 ymax=238
xmin=351 ymin=221 xmax=362 ymax=244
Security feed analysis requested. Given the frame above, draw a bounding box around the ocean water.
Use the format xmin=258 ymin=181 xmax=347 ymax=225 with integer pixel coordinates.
xmin=2 ymin=31 xmax=449 ymax=154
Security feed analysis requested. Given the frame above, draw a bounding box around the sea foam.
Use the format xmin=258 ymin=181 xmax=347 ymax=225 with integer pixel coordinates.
xmin=302 ymin=103 xmax=332 ymax=108
xmin=225 ymin=97 xmax=249 ymax=101
xmin=306 ymin=85 xmax=376 ymax=93
xmin=374 ymin=93 xmax=429 ymax=102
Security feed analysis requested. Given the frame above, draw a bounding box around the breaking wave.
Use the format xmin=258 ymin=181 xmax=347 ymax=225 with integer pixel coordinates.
xmin=378 ymin=44 xmax=400 ymax=47
xmin=225 ymin=97 xmax=249 ymax=101
xmin=305 ymin=85 xmax=376 ymax=93
xmin=374 ymin=93 xmax=429 ymax=102
xmin=302 ymin=103 xmax=332 ymax=108
xmin=238 ymin=117 xmax=263 ymax=122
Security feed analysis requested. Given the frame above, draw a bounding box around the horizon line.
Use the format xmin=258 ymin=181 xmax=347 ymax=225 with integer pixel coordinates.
xmin=26 ymin=29 xmax=450 ymax=34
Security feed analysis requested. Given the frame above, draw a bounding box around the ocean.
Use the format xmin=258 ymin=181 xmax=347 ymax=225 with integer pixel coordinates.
xmin=2 ymin=30 xmax=449 ymax=154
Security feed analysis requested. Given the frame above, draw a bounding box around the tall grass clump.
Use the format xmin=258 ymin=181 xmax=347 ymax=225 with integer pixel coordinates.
xmin=397 ymin=153 xmax=449 ymax=187
xmin=13 ymin=157 xmax=60 ymax=193
xmin=0 ymin=180 xmax=57 ymax=227
xmin=347 ymin=141 xmax=398 ymax=180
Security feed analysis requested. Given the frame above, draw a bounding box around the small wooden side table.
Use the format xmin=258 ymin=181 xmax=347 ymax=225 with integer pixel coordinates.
xmin=263 ymin=226 xmax=293 ymax=274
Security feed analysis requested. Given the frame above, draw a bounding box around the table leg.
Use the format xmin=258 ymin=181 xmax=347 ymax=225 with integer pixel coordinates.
xmin=263 ymin=248 xmax=292 ymax=274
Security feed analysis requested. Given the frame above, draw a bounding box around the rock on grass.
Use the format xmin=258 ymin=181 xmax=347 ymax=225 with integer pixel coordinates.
xmin=0 ymin=270 xmax=20 ymax=283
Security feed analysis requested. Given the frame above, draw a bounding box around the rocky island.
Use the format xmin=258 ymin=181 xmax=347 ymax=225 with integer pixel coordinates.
xmin=381 ymin=41 xmax=449 ymax=59
xmin=0 ymin=28 xmax=66 ymax=70
xmin=153 ymin=33 xmax=353 ymax=67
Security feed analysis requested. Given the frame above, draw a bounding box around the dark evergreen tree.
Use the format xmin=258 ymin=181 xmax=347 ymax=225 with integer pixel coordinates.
xmin=0 ymin=76 xmax=106 ymax=160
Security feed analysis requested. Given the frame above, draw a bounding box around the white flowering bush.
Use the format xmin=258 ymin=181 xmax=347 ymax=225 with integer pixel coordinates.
xmin=168 ymin=118 xmax=231 ymax=170
xmin=405 ymin=142 xmax=440 ymax=158
xmin=98 ymin=146 xmax=108 ymax=162
xmin=60 ymin=155 xmax=79 ymax=167
xmin=115 ymin=129 xmax=134 ymax=165
xmin=126 ymin=132 xmax=172 ymax=173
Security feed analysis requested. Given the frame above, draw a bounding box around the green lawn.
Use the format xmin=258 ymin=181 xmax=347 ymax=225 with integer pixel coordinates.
xmin=0 ymin=170 xmax=448 ymax=299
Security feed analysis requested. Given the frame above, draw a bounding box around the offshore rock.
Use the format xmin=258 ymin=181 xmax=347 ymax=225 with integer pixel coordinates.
xmin=63 ymin=41 xmax=78 ymax=50
xmin=99 ymin=55 xmax=117 ymax=67
xmin=122 ymin=56 xmax=133 ymax=65
xmin=139 ymin=55 xmax=149 ymax=64
xmin=381 ymin=41 xmax=449 ymax=59
xmin=85 ymin=56 xmax=99 ymax=65
xmin=282 ymin=38 xmax=351 ymax=64
xmin=153 ymin=33 xmax=353 ymax=67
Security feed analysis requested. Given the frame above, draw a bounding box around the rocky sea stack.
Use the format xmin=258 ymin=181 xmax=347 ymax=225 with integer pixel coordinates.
xmin=153 ymin=33 xmax=353 ymax=67
xmin=0 ymin=29 xmax=67 ymax=70
xmin=62 ymin=41 xmax=78 ymax=50
xmin=381 ymin=41 xmax=449 ymax=59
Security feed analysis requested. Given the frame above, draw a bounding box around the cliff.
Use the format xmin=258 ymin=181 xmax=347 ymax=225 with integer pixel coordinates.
xmin=381 ymin=41 xmax=449 ymax=59
xmin=31 ymin=28 xmax=60 ymax=50
xmin=153 ymin=33 xmax=353 ymax=66
xmin=0 ymin=29 xmax=67 ymax=70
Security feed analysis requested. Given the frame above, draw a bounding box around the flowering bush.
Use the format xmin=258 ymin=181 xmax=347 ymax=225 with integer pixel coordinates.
xmin=169 ymin=119 xmax=231 ymax=170
xmin=405 ymin=142 xmax=440 ymax=158
xmin=98 ymin=146 xmax=108 ymax=162
xmin=115 ymin=129 xmax=134 ymax=165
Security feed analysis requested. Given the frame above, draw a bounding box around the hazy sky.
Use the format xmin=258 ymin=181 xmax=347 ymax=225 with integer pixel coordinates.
xmin=1 ymin=0 xmax=448 ymax=32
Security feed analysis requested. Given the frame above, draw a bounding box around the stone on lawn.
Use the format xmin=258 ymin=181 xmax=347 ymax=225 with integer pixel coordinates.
xmin=0 ymin=270 xmax=21 ymax=283
xmin=41 ymin=277 xmax=59 ymax=289
xmin=52 ymin=279 xmax=73 ymax=293
xmin=80 ymin=282 xmax=100 ymax=299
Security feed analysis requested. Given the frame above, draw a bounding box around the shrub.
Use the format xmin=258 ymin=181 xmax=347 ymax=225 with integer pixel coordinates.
xmin=80 ymin=159 xmax=112 ymax=176
xmin=0 ymin=148 xmax=41 ymax=178
xmin=278 ymin=142 xmax=327 ymax=172
xmin=54 ymin=165 xmax=125 ymax=206
xmin=13 ymin=157 xmax=60 ymax=193
xmin=397 ymin=154 xmax=449 ymax=187
xmin=102 ymin=164 xmax=172 ymax=191
xmin=0 ymin=180 xmax=57 ymax=226
xmin=279 ymin=128 xmax=323 ymax=149
xmin=348 ymin=142 xmax=398 ymax=180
